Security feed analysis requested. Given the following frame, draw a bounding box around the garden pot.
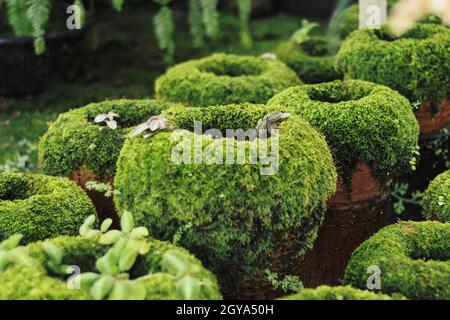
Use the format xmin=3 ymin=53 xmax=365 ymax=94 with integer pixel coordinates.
xmin=71 ymin=166 xmax=119 ymax=228
xmin=396 ymin=94 xmax=450 ymax=220
xmin=414 ymin=94 xmax=450 ymax=135
xmin=297 ymin=163 xmax=394 ymax=288
xmin=0 ymin=14 xmax=93 ymax=96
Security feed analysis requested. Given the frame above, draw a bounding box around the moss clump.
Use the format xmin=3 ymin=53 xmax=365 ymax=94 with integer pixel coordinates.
xmin=39 ymin=99 xmax=180 ymax=179
xmin=274 ymin=36 xmax=342 ymax=84
xmin=336 ymin=23 xmax=450 ymax=106
xmin=281 ymin=285 xmax=400 ymax=300
xmin=114 ymin=103 xmax=337 ymax=286
xmin=0 ymin=173 xmax=96 ymax=243
xmin=268 ymin=80 xmax=419 ymax=181
xmin=155 ymin=53 xmax=301 ymax=107
xmin=0 ymin=236 xmax=221 ymax=300
xmin=344 ymin=221 xmax=450 ymax=299
xmin=422 ymin=170 xmax=450 ymax=222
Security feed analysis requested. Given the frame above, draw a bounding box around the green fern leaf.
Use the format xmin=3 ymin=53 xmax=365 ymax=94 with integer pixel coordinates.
xmin=153 ymin=4 xmax=175 ymax=65
xmin=188 ymin=0 xmax=204 ymax=47
xmin=199 ymin=0 xmax=219 ymax=39
xmin=6 ymin=0 xmax=33 ymax=36
xmin=26 ymin=0 xmax=51 ymax=55
xmin=112 ymin=0 xmax=124 ymax=12
xmin=236 ymin=0 xmax=252 ymax=48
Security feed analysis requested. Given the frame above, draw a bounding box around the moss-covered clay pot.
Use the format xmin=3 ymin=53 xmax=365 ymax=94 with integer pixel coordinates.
xmin=114 ymin=103 xmax=337 ymax=299
xmin=155 ymin=53 xmax=302 ymax=107
xmin=344 ymin=221 xmax=450 ymax=300
xmin=273 ymin=36 xmax=342 ymax=84
xmin=280 ymin=285 xmax=401 ymax=300
xmin=269 ymin=80 xmax=420 ymax=287
xmin=0 ymin=236 xmax=221 ymax=300
xmin=422 ymin=170 xmax=450 ymax=222
xmin=336 ymin=23 xmax=450 ymax=134
xmin=336 ymin=23 xmax=450 ymax=215
xmin=0 ymin=173 xmax=96 ymax=243
xmin=39 ymin=99 xmax=180 ymax=225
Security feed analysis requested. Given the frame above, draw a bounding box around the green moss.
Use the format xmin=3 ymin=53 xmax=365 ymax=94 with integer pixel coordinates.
xmin=344 ymin=221 xmax=450 ymax=300
xmin=422 ymin=170 xmax=450 ymax=222
xmin=274 ymin=37 xmax=342 ymax=84
xmin=0 ymin=173 xmax=96 ymax=243
xmin=281 ymin=285 xmax=400 ymax=300
xmin=0 ymin=236 xmax=221 ymax=300
xmin=39 ymin=99 xmax=181 ymax=179
xmin=114 ymin=103 xmax=337 ymax=286
xmin=268 ymin=80 xmax=419 ymax=181
xmin=155 ymin=53 xmax=301 ymax=107
xmin=336 ymin=23 xmax=450 ymax=106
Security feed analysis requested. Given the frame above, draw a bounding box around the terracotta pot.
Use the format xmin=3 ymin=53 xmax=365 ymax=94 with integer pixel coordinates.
xmin=414 ymin=95 xmax=450 ymax=135
xmin=219 ymin=211 xmax=324 ymax=300
xmin=297 ymin=163 xmax=394 ymax=288
xmin=71 ymin=166 xmax=119 ymax=228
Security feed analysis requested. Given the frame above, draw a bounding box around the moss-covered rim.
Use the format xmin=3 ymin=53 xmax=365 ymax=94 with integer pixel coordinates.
xmin=39 ymin=99 xmax=180 ymax=177
xmin=344 ymin=221 xmax=450 ymax=299
xmin=268 ymin=80 xmax=420 ymax=182
xmin=198 ymin=57 xmax=264 ymax=77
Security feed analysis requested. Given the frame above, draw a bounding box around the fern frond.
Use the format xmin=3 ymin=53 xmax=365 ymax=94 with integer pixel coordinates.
xmin=74 ymin=0 xmax=86 ymax=27
xmin=188 ymin=0 xmax=204 ymax=47
xmin=199 ymin=0 xmax=219 ymax=39
xmin=236 ymin=0 xmax=252 ymax=48
xmin=153 ymin=4 xmax=175 ymax=65
xmin=112 ymin=0 xmax=124 ymax=12
xmin=26 ymin=0 xmax=51 ymax=55
xmin=6 ymin=0 xmax=33 ymax=36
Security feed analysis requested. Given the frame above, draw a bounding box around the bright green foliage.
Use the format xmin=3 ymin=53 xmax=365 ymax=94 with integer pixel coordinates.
xmin=236 ymin=0 xmax=252 ymax=48
xmin=281 ymin=285 xmax=401 ymax=300
xmin=274 ymin=36 xmax=342 ymax=84
xmin=6 ymin=0 xmax=33 ymax=36
xmin=336 ymin=23 xmax=450 ymax=106
xmin=39 ymin=99 xmax=180 ymax=179
xmin=0 ymin=172 xmax=96 ymax=243
xmin=422 ymin=170 xmax=450 ymax=222
xmin=268 ymin=80 xmax=419 ymax=182
xmin=0 ymin=234 xmax=221 ymax=299
xmin=344 ymin=221 xmax=450 ymax=300
xmin=0 ymin=234 xmax=35 ymax=272
xmin=155 ymin=53 xmax=301 ymax=107
xmin=114 ymin=103 xmax=337 ymax=286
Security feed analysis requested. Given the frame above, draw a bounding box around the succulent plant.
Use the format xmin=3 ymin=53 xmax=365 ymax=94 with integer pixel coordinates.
xmin=78 ymin=212 xmax=150 ymax=300
xmin=129 ymin=115 xmax=173 ymax=139
xmin=94 ymin=112 xmax=120 ymax=130
xmin=0 ymin=234 xmax=35 ymax=272
xmin=291 ymin=19 xmax=319 ymax=45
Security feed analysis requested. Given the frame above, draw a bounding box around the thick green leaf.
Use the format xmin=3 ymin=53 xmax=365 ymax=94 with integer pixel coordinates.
xmin=90 ymin=275 xmax=115 ymax=300
xmin=130 ymin=227 xmax=149 ymax=239
xmin=108 ymin=280 xmax=147 ymax=300
xmin=118 ymin=245 xmax=138 ymax=272
xmin=99 ymin=230 xmax=123 ymax=245
xmin=160 ymin=250 xmax=190 ymax=276
xmin=80 ymin=272 xmax=101 ymax=289
xmin=0 ymin=252 xmax=10 ymax=271
xmin=100 ymin=218 xmax=113 ymax=233
xmin=120 ymin=211 xmax=134 ymax=233
xmin=42 ymin=242 xmax=63 ymax=265
xmin=96 ymin=253 xmax=119 ymax=276
xmin=0 ymin=234 xmax=23 ymax=250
